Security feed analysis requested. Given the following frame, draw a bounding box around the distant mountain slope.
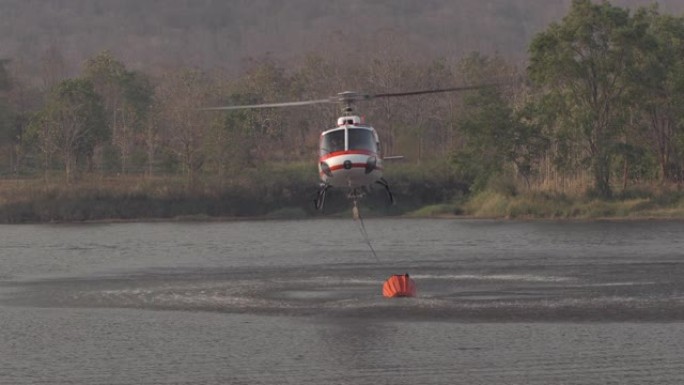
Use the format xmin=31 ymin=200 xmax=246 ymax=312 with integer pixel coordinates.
xmin=0 ymin=0 xmax=682 ymax=74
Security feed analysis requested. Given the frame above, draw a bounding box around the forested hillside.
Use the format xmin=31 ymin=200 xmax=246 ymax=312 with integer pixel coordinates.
xmin=1 ymin=0 xmax=684 ymax=222
xmin=1 ymin=0 xmax=682 ymax=77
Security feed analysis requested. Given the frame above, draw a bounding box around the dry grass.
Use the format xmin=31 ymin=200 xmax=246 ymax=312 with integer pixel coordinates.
xmin=461 ymin=187 xmax=684 ymax=219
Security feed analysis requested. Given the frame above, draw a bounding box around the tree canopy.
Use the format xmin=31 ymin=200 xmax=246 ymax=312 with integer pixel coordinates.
xmin=1 ymin=0 xmax=684 ymax=206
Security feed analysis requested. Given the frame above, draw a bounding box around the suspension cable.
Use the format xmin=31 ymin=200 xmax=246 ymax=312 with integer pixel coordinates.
xmin=353 ymin=199 xmax=380 ymax=262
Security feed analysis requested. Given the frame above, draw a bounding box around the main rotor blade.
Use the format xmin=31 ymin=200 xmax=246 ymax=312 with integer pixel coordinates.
xmin=372 ymin=84 xmax=497 ymax=99
xmin=202 ymin=98 xmax=334 ymax=111
xmin=202 ymin=83 xmax=503 ymax=111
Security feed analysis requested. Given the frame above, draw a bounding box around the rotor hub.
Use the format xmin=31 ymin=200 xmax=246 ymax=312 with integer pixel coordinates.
xmin=336 ymin=91 xmax=371 ymax=114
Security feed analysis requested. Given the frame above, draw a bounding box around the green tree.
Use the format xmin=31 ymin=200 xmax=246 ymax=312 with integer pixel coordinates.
xmin=84 ymin=51 xmax=152 ymax=174
xmin=451 ymin=53 xmax=541 ymax=191
xmin=156 ymin=69 xmax=213 ymax=185
xmin=528 ymin=0 xmax=645 ymax=197
xmin=83 ymin=51 xmax=126 ymax=172
xmin=28 ymin=78 xmax=107 ymax=182
xmin=454 ymin=86 xmax=545 ymax=192
xmin=231 ymin=58 xmax=294 ymax=163
xmin=629 ymin=7 xmax=684 ymax=182
xmin=119 ymin=70 xmax=153 ymax=172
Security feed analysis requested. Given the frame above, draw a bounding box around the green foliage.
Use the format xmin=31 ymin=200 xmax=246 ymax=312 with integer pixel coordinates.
xmin=405 ymin=204 xmax=463 ymax=217
xmin=121 ymin=71 xmax=153 ymax=123
xmin=463 ymin=191 xmax=512 ymax=217
xmin=83 ymin=51 xmax=154 ymax=174
xmin=4 ymin=5 xmax=684 ymax=220
xmin=384 ymin=160 xmax=469 ymax=210
xmin=83 ymin=51 xmax=126 ymax=88
xmin=26 ymin=78 xmax=107 ymax=181
xmin=627 ymin=7 xmax=684 ymax=182
xmin=452 ymin=84 xmax=545 ymax=192
xmin=529 ymin=0 xmax=645 ymax=198
xmin=459 ymin=188 xmax=684 ymax=219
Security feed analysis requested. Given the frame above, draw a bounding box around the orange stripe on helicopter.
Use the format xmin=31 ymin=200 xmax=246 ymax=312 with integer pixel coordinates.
xmin=319 ymin=150 xmax=378 ymax=161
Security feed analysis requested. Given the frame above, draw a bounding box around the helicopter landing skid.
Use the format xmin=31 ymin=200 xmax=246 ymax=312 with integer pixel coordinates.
xmin=314 ymin=183 xmax=331 ymax=211
xmin=376 ymin=178 xmax=395 ymax=205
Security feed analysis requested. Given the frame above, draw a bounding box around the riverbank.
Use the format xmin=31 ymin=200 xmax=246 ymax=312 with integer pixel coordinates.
xmin=2 ymin=184 xmax=684 ymax=224
xmin=0 ymin=163 xmax=465 ymax=223
xmin=405 ymin=189 xmax=684 ymax=220
xmin=2 ymin=170 xmax=684 ymax=223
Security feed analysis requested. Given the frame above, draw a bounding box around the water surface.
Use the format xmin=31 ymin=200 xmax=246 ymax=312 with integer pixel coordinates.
xmin=2 ymin=219 xmax=684 ymax=384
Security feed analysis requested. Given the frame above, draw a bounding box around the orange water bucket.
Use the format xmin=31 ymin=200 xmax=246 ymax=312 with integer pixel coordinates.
xmin=382 ymin=274 xmax=416 ymax=298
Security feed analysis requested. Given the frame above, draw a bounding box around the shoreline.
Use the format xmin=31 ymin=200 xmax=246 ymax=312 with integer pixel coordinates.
xmin=3 ymin=210 xmax=684 ymax=225
xmin=2 ymin=178 xmax=684 ymax=224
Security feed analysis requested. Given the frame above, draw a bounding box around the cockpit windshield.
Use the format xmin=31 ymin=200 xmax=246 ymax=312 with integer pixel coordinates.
xmin=348 ymin=128 xmax=377 ymax=152
xmin=320 ymin=129 xmax=345 ymax=155
xmin=321 ymin=128 xmax=378 ymax=156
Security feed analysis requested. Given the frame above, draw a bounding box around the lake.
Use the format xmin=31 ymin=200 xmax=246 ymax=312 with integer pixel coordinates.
xmin=2 ymin=219 xmax=684 ymax=384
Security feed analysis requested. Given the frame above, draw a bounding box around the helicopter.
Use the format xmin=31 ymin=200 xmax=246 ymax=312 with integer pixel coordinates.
xmin=203 ymin=85 xmax=493 ymax=213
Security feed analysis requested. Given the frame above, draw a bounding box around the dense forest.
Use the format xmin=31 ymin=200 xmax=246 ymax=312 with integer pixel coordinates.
xmin=1 ymin=0 xmax=683 ymax=75
xmin=1 ymin=0 xmax=684 ymax=222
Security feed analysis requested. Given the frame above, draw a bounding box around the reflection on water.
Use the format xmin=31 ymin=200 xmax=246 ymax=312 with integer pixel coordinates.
xmin=2 ymin=219 xmax=684 ymax=384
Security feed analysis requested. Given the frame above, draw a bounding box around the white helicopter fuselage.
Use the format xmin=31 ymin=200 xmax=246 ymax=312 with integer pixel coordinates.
xmin=205 ymin=87 xmax=479 ymax=211
xmin=318 ymin=116 xmax=383 ymax=189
